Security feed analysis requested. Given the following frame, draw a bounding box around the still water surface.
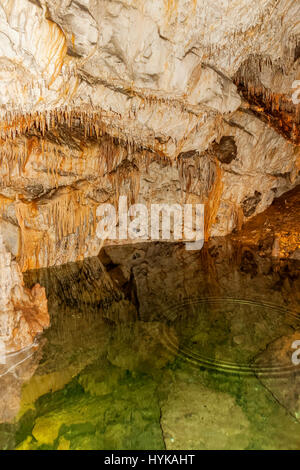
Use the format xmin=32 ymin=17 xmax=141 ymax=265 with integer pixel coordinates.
xmin=0 ymin=242 xmax=300 ymax=450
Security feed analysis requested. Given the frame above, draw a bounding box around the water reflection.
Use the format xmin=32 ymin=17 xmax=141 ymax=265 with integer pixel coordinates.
xmin=0 ymin=241 xmax=299 ymax=450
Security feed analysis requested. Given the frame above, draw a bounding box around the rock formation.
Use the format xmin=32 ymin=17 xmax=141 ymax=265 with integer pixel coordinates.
xmin=0 ymin=0 xmax=298 ymax=270
xmin=0 ymin=231 xmax=49 ymax=355
xmin=0 ymin=228 xmax=48 ymax=429
xmin=0 ymin=237 xmax=297 ymax=449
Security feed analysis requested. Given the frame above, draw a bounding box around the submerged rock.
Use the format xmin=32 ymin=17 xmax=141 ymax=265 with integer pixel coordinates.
xmin=160 ymin=371 xmax=251 ymax=450
xmin=107 ymin=321 xmax=178 ymax=374
xmin=254 ymin=332 xmax=300 ymax=422
xmin=17 ymin=371 xmax=165 ymax=450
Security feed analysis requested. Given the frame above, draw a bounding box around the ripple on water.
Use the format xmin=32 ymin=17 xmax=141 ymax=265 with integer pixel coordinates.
xmin=158 ymin=297 xmax=300 ymax=377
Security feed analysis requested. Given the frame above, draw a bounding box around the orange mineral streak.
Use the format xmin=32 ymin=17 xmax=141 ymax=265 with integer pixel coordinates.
xmin=15 ymin=188 xmax=98 ymax=271
xmin=0 ymin=194 xmax=13 ymax=220
xmin=5 ymin=132 xmax=176 ymax=270
xmin=235 ymin=63 xmax=300 ymax=145
xmin=204 ymin=161 xmax=223 ymax=241
xmin=165 ymin=0 xmax=178 ymax=17
xmin=296 ymin=149 xmax=300 ymax=172
xmin=0 ymin=136 xmax=42 ymax=184
xmin=0 ymin=108 xmax=122 ymax=142
xmin=14 ymin=176 xmax=144 ymax=271
xmin=38 ymin=19 xmax=67 ymax=87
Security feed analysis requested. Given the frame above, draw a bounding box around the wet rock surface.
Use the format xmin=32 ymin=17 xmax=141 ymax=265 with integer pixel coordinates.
xmin=231 ymin=185 xmax=300 ymax=258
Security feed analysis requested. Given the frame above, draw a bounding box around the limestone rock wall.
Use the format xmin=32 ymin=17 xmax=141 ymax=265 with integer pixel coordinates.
xmin=0 ymin=232 xmax=49 ymax=353
xmin=0 ymin=0 xmax=299 ymax=269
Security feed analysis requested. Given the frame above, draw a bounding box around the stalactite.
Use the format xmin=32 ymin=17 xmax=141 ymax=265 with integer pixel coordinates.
xmin=15 ymin=188 xmax=99 ymax=271
xmin=5 ymin=130 xmax=172 ymax=270
xmin=0 ymin=131 xmax=148 ymax=190
xmin=204 ymin=161 xmax=223 ymax=240
xmin=234 ymin=54 xmax=300 ymax=144
xmin=177 ymin=147 xmax=218 ymax=204
xmin=0 ymin=108 xmax=123 ymax=143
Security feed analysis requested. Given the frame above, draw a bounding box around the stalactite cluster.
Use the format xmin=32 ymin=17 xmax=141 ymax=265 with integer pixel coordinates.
xmin=0 ymin=0 xmax=298 ymax=271
xmin=234 ymin=55 xmax=300 ymax=144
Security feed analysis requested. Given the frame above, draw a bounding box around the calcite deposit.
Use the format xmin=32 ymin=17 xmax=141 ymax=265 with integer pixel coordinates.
xmin=0 ymin=0 xmax=298 ymax=270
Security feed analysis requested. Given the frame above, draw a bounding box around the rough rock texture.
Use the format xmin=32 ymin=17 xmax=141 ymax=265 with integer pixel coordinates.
xmin=160 ymin=370 xmax=251 ymax=450
xmin=254 ymin=332 xmax=300 ymax=421
xmin=231 ymin=185 xmax=300 ymax=258
xmin=0 ymin=231 xmax=49 ymax=354
xmin=0 ymin=341 xmax=44 ymax=426
xmin=0 ymin=0 xmax=299 ymax=269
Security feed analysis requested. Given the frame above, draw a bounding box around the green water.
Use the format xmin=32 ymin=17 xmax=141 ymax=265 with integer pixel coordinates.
xmin=0 ymin=242 xmax=300 ymax=450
